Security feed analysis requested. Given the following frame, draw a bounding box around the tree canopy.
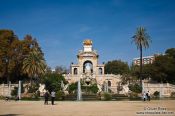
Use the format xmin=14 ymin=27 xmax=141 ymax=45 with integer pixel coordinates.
xmin=131 ymin=27 xmax=151 ymax=85
xmin=105 ymin=60 xmax=129 ymax=75
xmin=0 ymin=29 xmax=46 ymax=84
xmin=150 ymin=52 xmax=175 ymax=84
xmin=131 ymin=48 xmax=175 ymax=84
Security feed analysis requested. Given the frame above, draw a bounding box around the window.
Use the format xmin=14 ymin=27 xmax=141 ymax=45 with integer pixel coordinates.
xmin=74 ymin=68 xmax=78 ymax=75
xmin=108 ymin=81 xmax=111 ymax=87
xmin=98 ymin=68 xmax=103 ymax=75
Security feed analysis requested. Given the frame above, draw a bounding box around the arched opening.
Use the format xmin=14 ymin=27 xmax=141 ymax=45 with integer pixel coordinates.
xmin=98 ymin=68 xmax=103 ymax=75
xmin=108 ymin=81 xmax=111 ymax=87
xmin=74 ymin=68 xmax=78 ymax=75
xmin=83 ymin=60 xmax=93 ymax=73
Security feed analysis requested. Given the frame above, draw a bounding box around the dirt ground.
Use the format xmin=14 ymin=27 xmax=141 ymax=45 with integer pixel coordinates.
xmin=0 ymin=100 xmax=175 ymax=116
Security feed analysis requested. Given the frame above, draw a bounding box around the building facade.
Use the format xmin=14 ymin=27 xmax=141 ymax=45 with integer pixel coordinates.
xmin=64 ymin=39 xmax=126 ymax=94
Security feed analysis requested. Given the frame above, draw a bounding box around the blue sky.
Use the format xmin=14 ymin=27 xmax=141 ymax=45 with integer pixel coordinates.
xmin=1 ymin=0 xmax=175 ymax=68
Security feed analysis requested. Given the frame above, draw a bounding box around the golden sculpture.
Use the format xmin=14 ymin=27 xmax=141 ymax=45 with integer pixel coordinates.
xmin=83 ymin=39 xmax=92 ymax=45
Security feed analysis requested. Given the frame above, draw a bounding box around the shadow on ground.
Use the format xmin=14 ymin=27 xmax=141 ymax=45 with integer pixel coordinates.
xmin=0 ymin=114 xmax=21 ymax=116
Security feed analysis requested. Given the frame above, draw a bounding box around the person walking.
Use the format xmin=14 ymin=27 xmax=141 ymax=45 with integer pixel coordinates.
xmin=143 ymin=91 xmax=146 ymax=101
xmin=44 ymin=91 xmax=49 ymax=105
xmin=51 ymin=90 xmax=56 ymax=105
xmin=147 ymin=91 xmax=150 ymax=101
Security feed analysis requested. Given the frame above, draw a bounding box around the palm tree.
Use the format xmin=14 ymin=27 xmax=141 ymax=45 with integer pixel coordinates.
xmin=22 ymin=47 xmax=46 ymax=84
xmin=132 ymin=27 xmax=151 ymax=86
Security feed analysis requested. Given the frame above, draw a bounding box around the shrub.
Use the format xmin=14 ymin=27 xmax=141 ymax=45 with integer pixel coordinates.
xmin=82 ymin=83 xmax=99 ymax=94
xmin=42 ymin=73 xmax=67 ymax=92
xmin=171 ymin=92 xmax=175 ymax=97
xmin=128 ymin=92 xmax=139 ymax=98
xmin=28 ymin=84 xmax=39 ymax=93
xmin=34 ymin=91 xmax=40 ymax=98
xmin=0 ymin=96 xmax=5 ymax=100
xmin=153 ymin=91 xmax=160 ymax=97
xmin=102 ymin=92 xmax=112 ymax=101
xmin=56 ymin=90 xmax=65 ymax=100
xmin=128 ymin=84 xmax=142 ymax=93
xmin=69 ymin=82 xmax=77 ymax=94
xmin=11 ymin=87 xmax=18 ymax=96
xmin=89 ymin=84 xmax=98 ymax=94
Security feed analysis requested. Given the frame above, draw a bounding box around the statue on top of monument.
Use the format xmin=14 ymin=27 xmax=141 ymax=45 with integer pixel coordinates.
xmin=83 ymin=39 xmax=92 ymax=45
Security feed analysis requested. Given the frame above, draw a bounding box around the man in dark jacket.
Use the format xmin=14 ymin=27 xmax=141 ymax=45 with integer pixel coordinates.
xmin=44 ymin=91 xmax=49 ymax=105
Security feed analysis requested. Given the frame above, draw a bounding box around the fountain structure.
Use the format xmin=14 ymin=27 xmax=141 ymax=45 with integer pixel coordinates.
xmin=64 ymin=39 xmax=125 ymax=95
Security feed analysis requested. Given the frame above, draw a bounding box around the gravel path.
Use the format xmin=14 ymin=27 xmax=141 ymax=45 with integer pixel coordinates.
xmin=0 ymin=100 xmax=175 ymax=116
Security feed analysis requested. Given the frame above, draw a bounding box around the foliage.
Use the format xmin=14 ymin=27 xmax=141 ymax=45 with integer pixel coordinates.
xmin=11 ymin=87 xmax=18 ymax=96
xmin=130 ymin=48 xmax=175 ymax=84
xmin=82 ymin=83 xmax=99 ymax=94
xmin=149 ymin=55 xmax=175 ymax=84
xmin=165 ymin=48 xmax=175 ymax=58
xmin=102 ymin=92 xmax=112 ymax=101
xmin=128 ymin=84 xmax=142 ymax=93
xmin=68 ymin=82 xmax=78 ymax=94
xmin=121 ymin=74 xmax=132 ymax=85
xmin=45 ymin=66 xmax=52 ymax=74
xmin=89 ymin=84 xmax=98 ymax=93
xmin=23 ymin=47 xmax=46 ymax=84
xmin=105 ymin=60 xmax=129 ymax=75
xmin=131 ymin=27 xmax=151 ymax=85
xmin=132 ymin=27 xmax=151 ymax=50
xmin=153 ymin=91 xmax=160 ymax=97
xmin=170 ymin=92 xmax=175 ymax=97
xmin=42 ymin=73 xmax=67 ymax=93
xmin=69 ymin=82 xmax=99 ymax=94
xmin=55 ymin=90 xmax=65 ymax=100
xmin=128 ymin=92 xmax=139 ymax=98
xmin=28 ymin=83 xmax=39 ymax=93
xmin=56 ymin=90 xmax=62 ymax=100
xmin=55 ymin=66 xmax=68 ymax=74
xmin=130 ymin=64 xmax=152 ymax=80
xmin=0 ymin=30 xmax=46 ymax=84
xmin=22 ymin=96 xmax=40 ymax=101
xmin=0 ymin=30 xmax=18 ymax=83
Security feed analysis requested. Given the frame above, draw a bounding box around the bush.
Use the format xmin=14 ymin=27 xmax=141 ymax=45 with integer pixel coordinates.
xmin=128 ymin=92 xmax=139 ymax=98
xmin=56 ymin=90 xmax=65 ymax=100
xmin=128 ymin=84 xmax=142 ymax=93
xmin=69 ymin=82 xmax=77 ymax=94
xmin=33 ymin=91 xmax=40 ymax=99
xmin=89 ymin=84 xmax=98 ymax=94
xmin=0 ymin=96 xmax=5 ymax=100
xmin=42 ymin=73 xmax=67 ymax=92
xmin=11 ymin=87 xmax=18 ymax=96
xmin=171 ymin=92 xmax=175 ymax=97
xmin=22 ymin=96 xmax=40 ymax=101
xmin=153 ymin=91 xmax=160 ymax=97
xmin=28 ymin=84 xmax=39 ymax=93
xmin=82 ymin=83 xmax=99 ymax=94
xmin=102 ymin=92 xmax=112 ymax=101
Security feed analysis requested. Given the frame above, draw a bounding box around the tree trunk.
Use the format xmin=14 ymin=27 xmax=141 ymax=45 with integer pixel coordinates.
xmin=139 ymin=45 xmax=143 ymax=87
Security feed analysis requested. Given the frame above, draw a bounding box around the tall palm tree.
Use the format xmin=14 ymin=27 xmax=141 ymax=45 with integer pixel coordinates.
xmin=22 ymin=47 xmax=46 ymax=84
xmin=132 ymin=27 xmax=151 ymax=86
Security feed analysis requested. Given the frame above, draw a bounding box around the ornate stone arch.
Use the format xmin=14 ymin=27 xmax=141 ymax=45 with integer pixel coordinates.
xmin=83 ymin=60 xmax=93 ymax=73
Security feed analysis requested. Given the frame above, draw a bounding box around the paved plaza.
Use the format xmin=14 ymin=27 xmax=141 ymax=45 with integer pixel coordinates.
xmin=0 ymin=100 xmax=175 ymax=116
